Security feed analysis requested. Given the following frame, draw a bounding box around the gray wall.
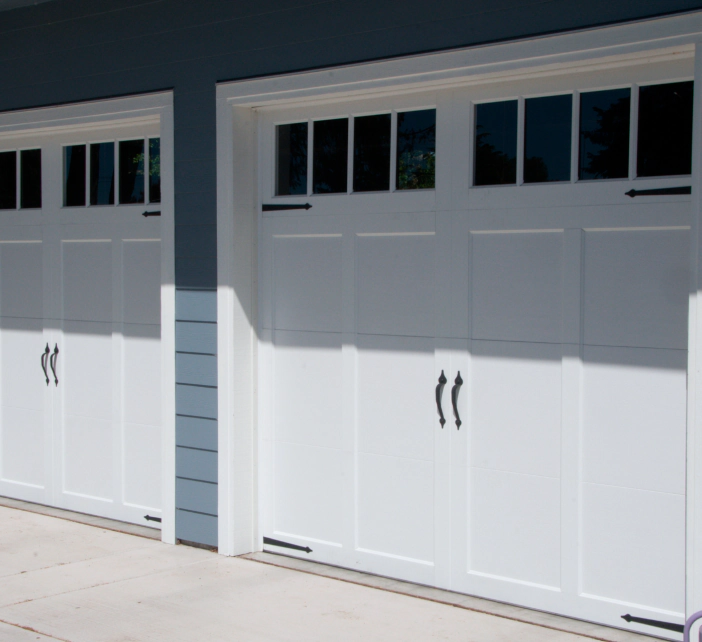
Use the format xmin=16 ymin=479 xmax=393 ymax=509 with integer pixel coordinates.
xmin=1 ymin=0 xmax=701 ymax=547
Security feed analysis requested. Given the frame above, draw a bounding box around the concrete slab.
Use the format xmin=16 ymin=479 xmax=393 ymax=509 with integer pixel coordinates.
xmin=0 ymin=505 xmax=669 ymax=642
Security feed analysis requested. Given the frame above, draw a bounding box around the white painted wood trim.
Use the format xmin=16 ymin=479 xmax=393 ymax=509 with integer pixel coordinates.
xmin=217 ymin=98 xmax=258 ymax=556
xmin=217 ymin=13 xmax=700 ymax=108
xmin=687 ymin=42 xmax=702 ymax=618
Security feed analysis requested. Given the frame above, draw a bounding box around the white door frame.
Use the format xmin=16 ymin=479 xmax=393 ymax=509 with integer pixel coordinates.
xmin=0 ymin=92 xmax=177 ymax=544
xmin=216 ymin=9 xmax=702 ymax=616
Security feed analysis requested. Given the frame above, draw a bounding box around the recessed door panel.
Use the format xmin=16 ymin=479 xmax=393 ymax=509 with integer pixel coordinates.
xmin=61 ymin=241 xmax=112 ymax=323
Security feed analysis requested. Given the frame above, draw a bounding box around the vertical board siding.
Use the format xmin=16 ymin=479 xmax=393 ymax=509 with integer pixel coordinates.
xmin=2 ymin=0 xmax=702 ymax=548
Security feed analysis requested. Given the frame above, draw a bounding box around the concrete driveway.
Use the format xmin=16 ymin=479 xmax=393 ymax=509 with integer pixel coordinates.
xmin=0 ymin=504 xmax=657 ymax=642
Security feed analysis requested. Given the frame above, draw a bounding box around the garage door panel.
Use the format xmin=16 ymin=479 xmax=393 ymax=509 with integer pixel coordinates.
xmin=62 ymin=321 xmax=112 ymax=421
xmin=469 ymin=467 xmax=560 ymax=589
xmin=357 ymin=451 xmax=434 ymax=564
xmin=274 ymin=330 xmax=343 ymax=450
xmin=1 ymin=405 xmax=44 ymax=487
xmin=356 ymin=234 xmax=435 ymax=337
xmin=123 ymin=422 xmax=161 ymax=510
xmin=471 ymin=231 xmax=563 ymax=343
xmin=583 ymin=229 xmax=689 ymax=350
xmin=583 ymin=346 xmax=686 ymax=495
xmin=357 ymin=335 xmax=435 ymax=461
xmin=123 ymin=240 xmax=160 ymax=326
xmin=124 ymin=325 xmax=161 ymax=428
xmin=61 ymin=240 xmax=112 ymax=323
xmin=62 ymin=414 xmax=113 ymax=500
xmin=274 ymin=441 xmax=345 ymax=546
xmin=470 ymin=340 xmax=562 ymax=478
xmin=273 ymin=235 xmax=342 ymax=333
xmin=581 ymin=482 xmax=684 ymax=614
xmin=0 ymin=241 xmax=43 ymax=319
xmin=1 ymin=319 xmax=46 ymax=409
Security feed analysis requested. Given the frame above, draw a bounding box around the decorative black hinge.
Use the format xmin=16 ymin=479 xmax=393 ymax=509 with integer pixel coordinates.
xmin=262 ymin=203 xmax=312 ymax=212
xmin=263 ymin=536 xmax=312 ymax=553
xmin=142 ymin=210 xmax=162 ymax=217
xmin=625 ymin=186 xmax=691 ymax=198
xmin=144 ymin=515 xmax=162 ymax=523
xmin=621 ymin=614 xmax=684 ymax=633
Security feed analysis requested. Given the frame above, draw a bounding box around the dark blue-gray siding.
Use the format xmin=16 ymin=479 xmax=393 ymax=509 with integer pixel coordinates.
xmin=2 ymin=0 xmax=701 ymax=547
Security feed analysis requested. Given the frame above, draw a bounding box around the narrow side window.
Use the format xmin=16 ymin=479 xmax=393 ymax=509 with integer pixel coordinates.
xmin=90 ymin=143 xmax=115 ymax=206
xmin=149 ymin=138 xmax=161 ymax=203
xmin=354 ymin=114 xmax=391 ymax=192
xmin=119 ymin=139 xmax=145 ymax=204
xmin=579 ymin=88 xmax=630 ymax=180
xmin=277 ymin=123 xmax=307 ymax=196
xmin=524 ymin=95 xmax=572 ymax=183
xmin=64 ymin=145 xmax=86 ymax=207
xmin=0 ymin=151 xmax=17 ymax=210
xmin=396 ymin=109 xmax=435 ymax=190
xmin=313 ymin=118 xmax=348 ymax=194
xmin=20 ymin=149 xmax=42 ymax=209
xmin=474 ymin=101 xmax=517 ymax=186
xmin=637 ymin=81 xmax=693 ymax=177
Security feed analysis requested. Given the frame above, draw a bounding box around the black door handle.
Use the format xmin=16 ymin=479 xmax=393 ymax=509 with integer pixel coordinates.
xmin=451 ymin=371 xmax=463 ymax=429
xmin=41 ymin=343 xmax=50 ymax=386
xmin=436 ymin=370 xmax=447 ymax=428
xmin=49 ymin=344 xmax=59 ymax=386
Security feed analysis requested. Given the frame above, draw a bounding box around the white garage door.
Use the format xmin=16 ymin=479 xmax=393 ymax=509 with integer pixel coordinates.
xmin=0 ymin=121 xmax=163 ymax=526
xmin=258 ymin=67 xmax=691 ymax=634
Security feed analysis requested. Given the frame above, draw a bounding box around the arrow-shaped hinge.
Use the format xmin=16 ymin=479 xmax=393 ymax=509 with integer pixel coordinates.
xmin=144 ymin=515 xmax=162 ymax=523
xmin=263 ymin=536 xmax=312 ymax=553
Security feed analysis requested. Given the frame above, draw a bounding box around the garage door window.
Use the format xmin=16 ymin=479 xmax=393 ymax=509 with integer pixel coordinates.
xmin=474 ymin=100 xmax=518 ymax=186
xmin=90 ymin=142 xmax=115 ymax=205
xmin=396 ymin=109 xmax=436 ymax=190
xmin=0 ymin=151 xmax=16 ymax=209
xmin=637 ymin=81 xmax=693 ymax=177
xmin=313 ymin=118 xmax=348 ymax=194
xmin=354 ymin=113 xmax=391 ymax=192
xmin=524 ymin=94 xmax=572 ymax=183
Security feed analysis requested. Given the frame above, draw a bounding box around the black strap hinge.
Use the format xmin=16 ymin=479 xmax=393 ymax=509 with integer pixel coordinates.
xmin=144 ymin=515 xmax=162 ymax=523
xmin=142 ymin=210 xmax=161 ymax=217
xmin=262 ymin=203 xmax=312 ymax=212
xmin=621 ymin=614 xmax=684 ymax=633
xmin=625 ymin=186 xmax=691 ymax=198
xmin=263 ymin=536 xmax=312 ymax=553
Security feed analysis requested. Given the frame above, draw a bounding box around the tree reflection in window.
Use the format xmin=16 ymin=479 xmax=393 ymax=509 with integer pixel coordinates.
xmin=579 ymin=89 xmax=630 ymax=180
xmin=396 ymin=109 xmax=436 ymax=190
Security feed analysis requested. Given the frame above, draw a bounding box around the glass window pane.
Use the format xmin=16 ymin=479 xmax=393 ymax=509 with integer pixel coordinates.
xmin=579 ymin=88 xmax=630 ymax=180
xmin=119 ymin=139 xmax=145 ymax=204
xmin=637 ymin=81 xmax=693 ymax=177
xmin=20 ymin=149 xmax=41 ymax=209
xmin=0 ymin=151 xmax=17 ymax=210
xmin=313 ymin=118 xmax=348 ymax=194
xmin=277 ymin=123 xmax=307 ymax=195
xmin=474 ymin=101 xmax=517 ymax=186
xmin=396 ymin=109 xmax=436 ymax=190
xmin=90 ymin=143 xmax=114 ymax=206
xmin=524 ymin=95 xmax=572 ymax=183
xmin=149 ymin=138 xmax=161 ymax=203
xmin=354 ymin=114 xmax=390 ymax=192
xmin=64 ymin=145 xmax=86 ymax=207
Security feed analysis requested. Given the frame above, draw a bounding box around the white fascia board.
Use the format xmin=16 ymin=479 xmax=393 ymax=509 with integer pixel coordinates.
xmin=0 ymin=92 xmax=172 ymax=138
xmin=217 ymin=11 xmax=701 ymax=107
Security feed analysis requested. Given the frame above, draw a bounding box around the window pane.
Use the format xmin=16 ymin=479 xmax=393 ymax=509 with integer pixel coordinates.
xmin=354 ymin=114 xmax=390 ymax=192
xmin=64 ymin=145 xmax=86 ymax=207
xmin=396 ymin=109 xmax=436 ymax=190
xmin=579 ymin=88 xmax=630 ymax=180
xmin=524 ymin=95 xmax=572 ymax=183
xmin=119 ymin=139 xmax=145 ymax=204
xmin=0 ymin=151 xmax=16 ymax=210
xmin=149 ymin=138 xmax=161 ymax=203
xmin=90 ymin=143 xmax=114 ymax=206
xmin=313 ymin=118 xmax=348 ymax=194
xmin=20 ymin=149 xmax=41 ymax=209
xmin=637 ymin=81 xmax=693 ymax=177
xmin=277 ymin=123 xmax=307 ymax=195
xmin=474 ymin=101 xmax=517 ymax=186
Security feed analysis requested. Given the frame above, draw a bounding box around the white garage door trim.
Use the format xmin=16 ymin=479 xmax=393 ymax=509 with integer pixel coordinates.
xmin=215 ymin=10 xmax=702 ymax=621
xmin=0 ymin=92 xmax=176 ymax=544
